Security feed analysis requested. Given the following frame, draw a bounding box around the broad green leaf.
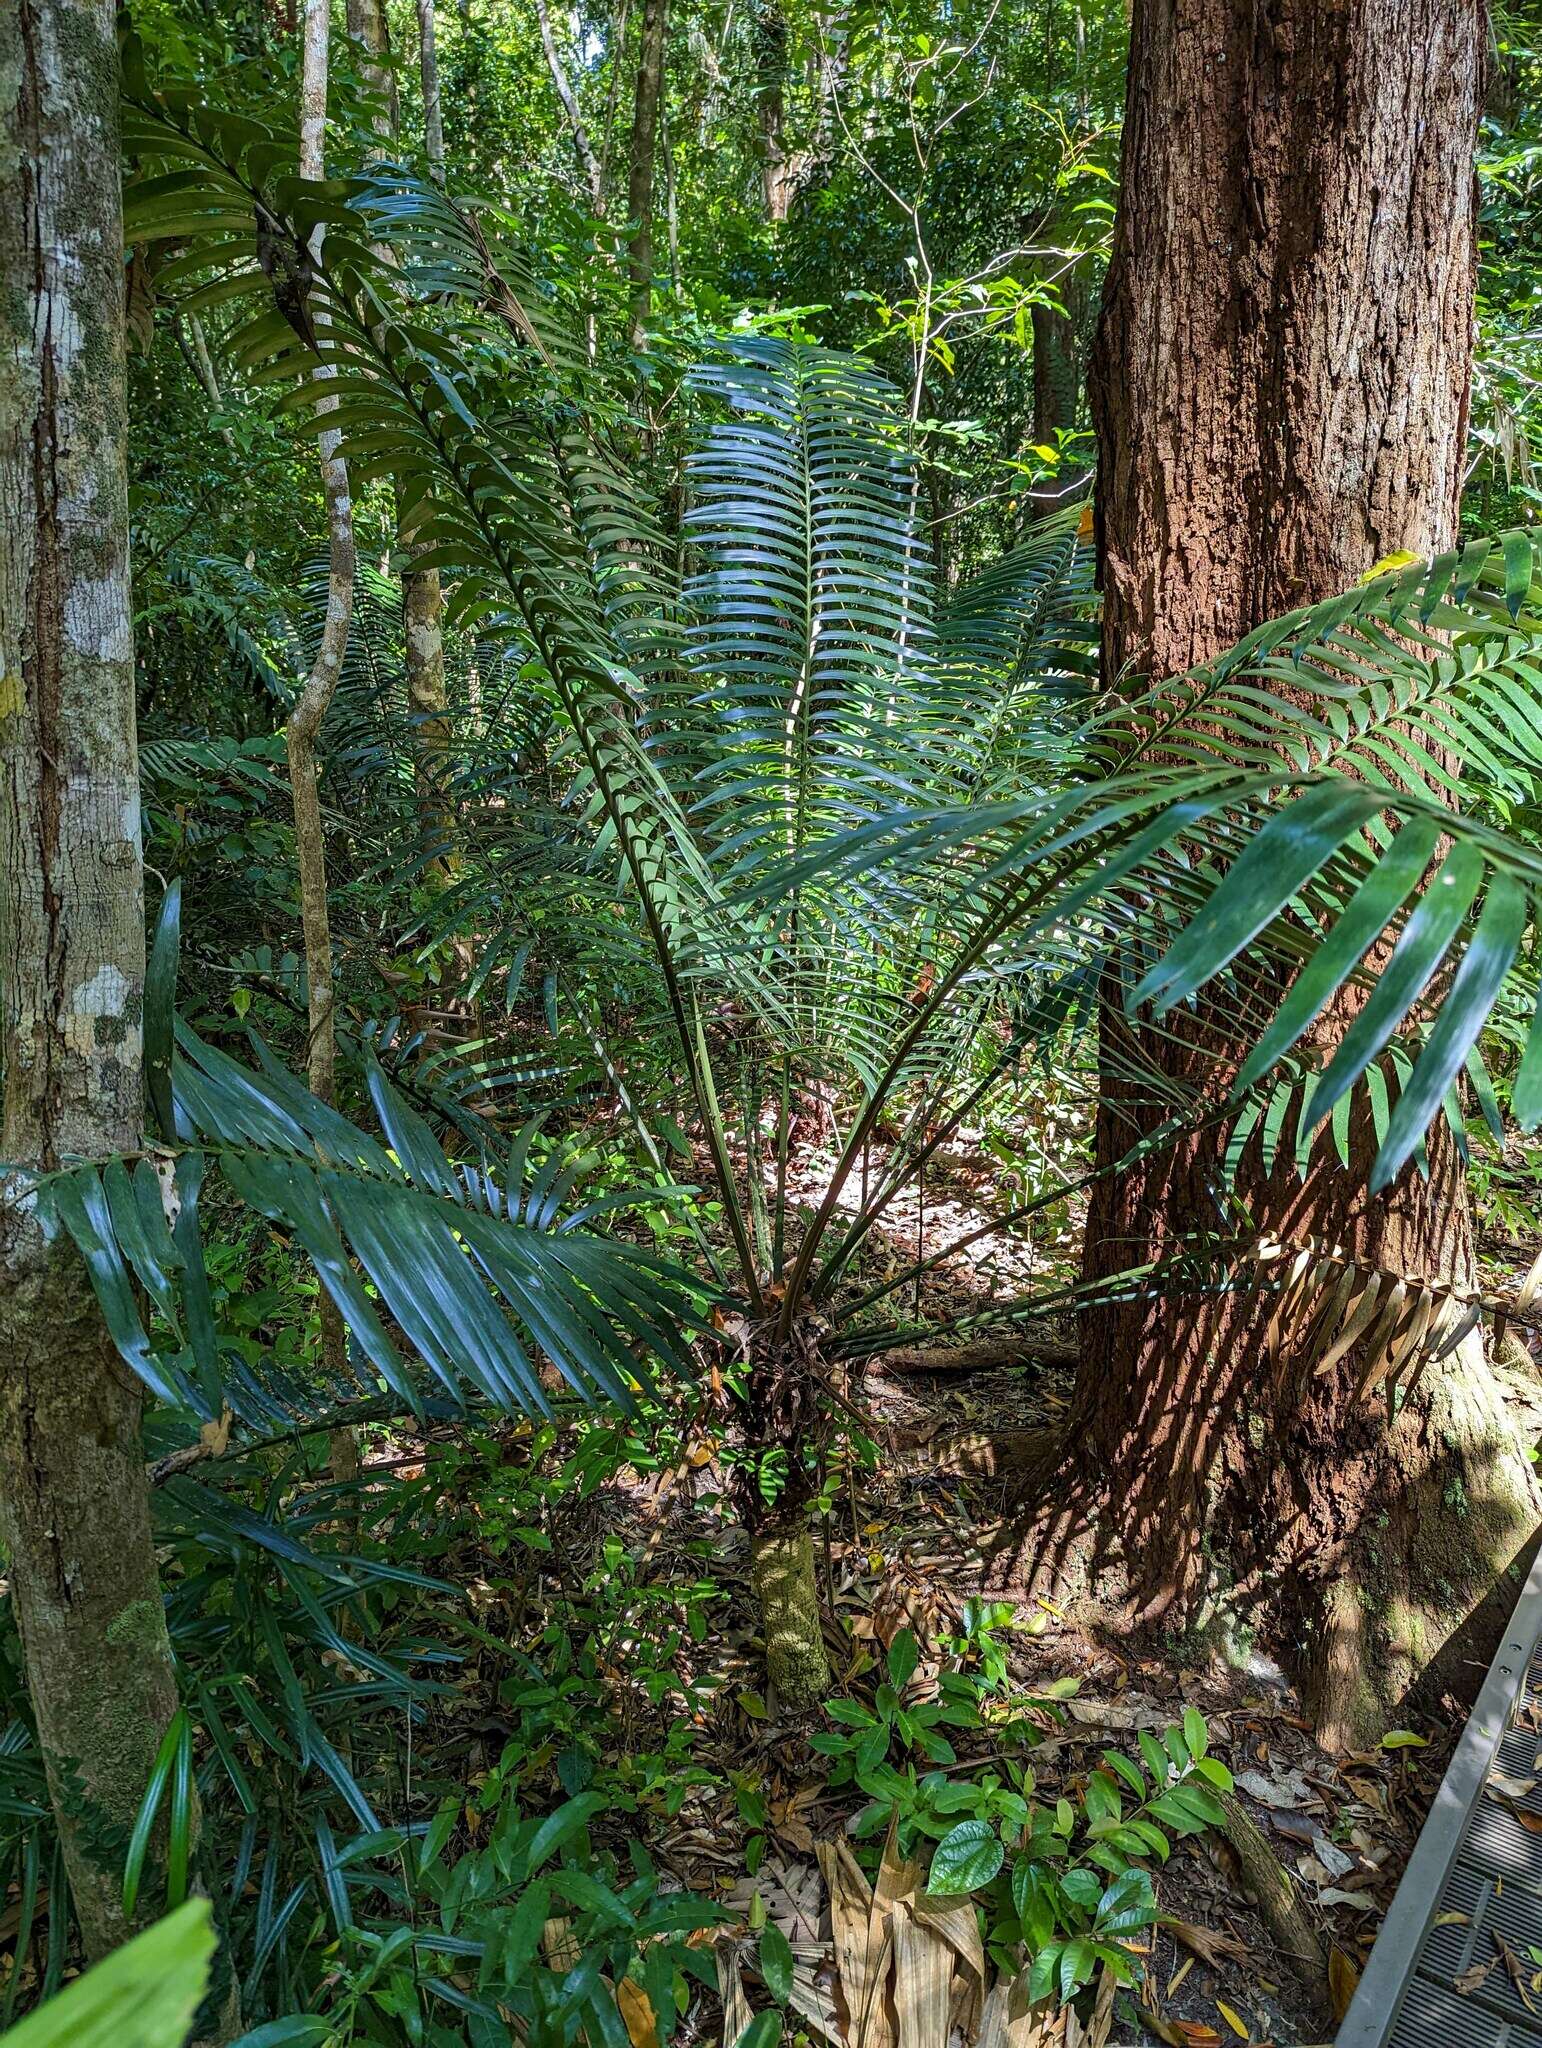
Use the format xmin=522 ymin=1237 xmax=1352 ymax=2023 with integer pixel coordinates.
xmin=758 ymin=1921 xmax=794 ymax=2004
xmin=926 ymin=1819 xmax=1005 ymax=1894
xmin=1 ymin=1900 xmax=213 ymax=2048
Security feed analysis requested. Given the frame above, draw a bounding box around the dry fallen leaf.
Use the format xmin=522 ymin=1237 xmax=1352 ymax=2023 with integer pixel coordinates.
xmin=1328 ymin=1945 xmax=1360 ymax=2021
xmin=1215 ymin=2000 xmax=1250 ymax=2040
xmin=1235 ymin=1766 xmax=1315 ymax=1811
xmin=1495 ymin=1932 xmax=1537 ymax=2013
xmin=617 ymin=1978 xmax=657 ymax=2048
xmin=542 ymin=1916 xmax=580 ymax=1969
xmin=716 ymin=1940 xmax=754 ymax=2048
xmin=891 ymin=1899 xmax=953 ymax=2048
xmin=817 ymin=1837 xmax=893 ymax=2048
xmin=1491 ymin=1773 xmax=1538 ymax=1800
xmin=1136 ymin=2009 xmax=1185 ymax=2048
xmin=1171 ymin=1919 xmax=1249 ymax=1968
xmin=1454 ymin=1950 xmax=1500 ymax=1995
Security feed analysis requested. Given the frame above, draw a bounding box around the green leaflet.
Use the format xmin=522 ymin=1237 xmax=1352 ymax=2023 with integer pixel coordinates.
xmin=1308 ymin=842 xmax=1488 ymax=1142
xmin=1132 ymin=780 xmax=1384 ymax=1016
xmin=1233 ymin=814 xmax=1442 ymax=1095
xmin=1373 ymin=876 xmax=1529 ymax=1188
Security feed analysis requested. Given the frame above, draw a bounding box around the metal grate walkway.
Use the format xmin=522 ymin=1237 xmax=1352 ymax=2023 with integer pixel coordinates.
xmin=1338 ymin=1540 xmax=1542 ymax=2047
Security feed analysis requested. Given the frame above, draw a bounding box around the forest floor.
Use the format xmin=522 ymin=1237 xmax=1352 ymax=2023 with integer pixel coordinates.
xmin=377 ymin=1144 xmax=1542 ymax=2048
xmin=423 ymin=1338 xmax=1449 ymax=2047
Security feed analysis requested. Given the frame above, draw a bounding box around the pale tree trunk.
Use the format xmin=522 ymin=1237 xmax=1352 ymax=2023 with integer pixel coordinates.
xmin=417 ymin=0 xmax=445 ymax=184
xmin=349 ymin=0 xmax=454 ymax=886
xmin=625 ymin=0 xmax=669 ymax=341
xmin=536 ymin=0 xmax=606 ymax=209
xmin=0 ymin=0 xmax=218 ymax=1991
xmin=599 ymin=0 xmax=631 ymax=203
xmin=294 ymin=0 xmax=357 ymax=1466
xmin=1062 ymin=0 xmax=1536 ymax=1746
xmin=660 ymin=96 xmax=682 ymax=296
xmin=346 ymin=0 xmax=398 ymax=129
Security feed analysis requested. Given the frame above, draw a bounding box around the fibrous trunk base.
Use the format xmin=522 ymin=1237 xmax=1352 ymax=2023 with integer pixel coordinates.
xmin=751 ymin=1520 xmax=831 ymax=1715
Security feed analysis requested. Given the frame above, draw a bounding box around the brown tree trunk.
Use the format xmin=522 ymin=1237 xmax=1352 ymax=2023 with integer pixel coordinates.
xmin=625 ymin=0 xmax=669 ymax=341
xmin=0 ymin=0 xmax=218 ymax=1983
xmin=1066 ymin=0 xmax=1536 ymax=1747
xmin=754 ymin=0 xmax=794 ymax=222
xmin=1027 ymin=288 xmax=1088 ymax=513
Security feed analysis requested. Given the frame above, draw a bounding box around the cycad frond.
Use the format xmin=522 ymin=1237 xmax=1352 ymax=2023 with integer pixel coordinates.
xmin=36 ymin=889 xmax=698 ymax=1432
xmin=680 ymin=336 xmax=938 ymax=874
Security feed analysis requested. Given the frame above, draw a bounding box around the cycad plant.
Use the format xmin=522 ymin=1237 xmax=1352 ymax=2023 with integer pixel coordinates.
xmin=112 ymin=62 xmax=1542 ymax=1709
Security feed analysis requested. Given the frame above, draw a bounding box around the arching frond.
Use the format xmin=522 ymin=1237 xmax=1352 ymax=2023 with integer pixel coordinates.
xmin=36 ymin=889 xmax=699 ymax=1432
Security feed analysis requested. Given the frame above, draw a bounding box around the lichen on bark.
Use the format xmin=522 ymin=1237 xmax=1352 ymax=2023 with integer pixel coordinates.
xmin=0 ymin=0 xmax=202 ymax=1970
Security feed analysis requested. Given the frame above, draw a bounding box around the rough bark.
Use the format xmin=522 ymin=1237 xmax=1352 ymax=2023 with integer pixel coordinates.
xmin=1216 ymin=1790 xmax=1330 ymax=2019
xmin=731 ymin=1327 xmax=832 ymax=1713
xmin=751 ymin=1524 xmax=830 ymax=1715
xmin=404 ymin=560 xmax=454 ymax=880
xmin=0 ymin=0 xmax=199 ymax=1971
xmin=1065 ymin=0 xmax=1535 ymax=1746
xmin=1027 ymin=288 xmax=1088 ymax=513
xmin=625 ymin=0 xmax=669 ymax=340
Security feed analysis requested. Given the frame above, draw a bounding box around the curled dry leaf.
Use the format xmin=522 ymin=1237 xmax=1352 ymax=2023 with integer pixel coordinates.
xmin=1495 ymin=1931 xmax=1537 ymax=2013
xmin=1170 ymin=1919 xmax=1250 ymax=1968
xmin=1454 ymin=1948 xmax=1500 ymax=1995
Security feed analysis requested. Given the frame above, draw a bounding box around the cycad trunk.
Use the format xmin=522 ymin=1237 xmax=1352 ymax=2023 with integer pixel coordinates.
xmin=1068 ymin=0 xmax=1538 ymax=1746
xmin=751 ymin=1524 xmax=829 ymax=1711
xmin=0 ymin=0 xmax=199 ymax=1967
xmin=737 ymin=1330 xmax=831 ymax=1714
